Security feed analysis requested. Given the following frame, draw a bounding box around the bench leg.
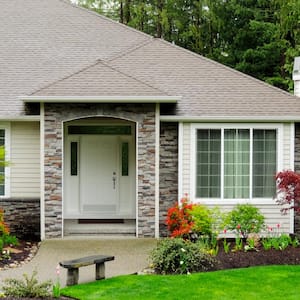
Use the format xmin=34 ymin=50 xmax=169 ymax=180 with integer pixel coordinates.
xmin=67 ymin=268 xmax=79 ymax=286
xmin=95 ymin=263 xmax=105 ymax=280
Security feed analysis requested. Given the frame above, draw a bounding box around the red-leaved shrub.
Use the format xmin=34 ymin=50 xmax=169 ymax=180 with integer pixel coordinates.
xmin=275 ymin=170 xmax=300 ymax=214
xmin=166 ymin=195 xmax=196 ymax=238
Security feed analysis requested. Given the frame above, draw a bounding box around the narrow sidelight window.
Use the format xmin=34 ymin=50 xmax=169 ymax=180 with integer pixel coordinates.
xmin=71 ymin=142 xmax=78 ymax=176
xmin=122 ymin=142 xmax=129 ymax=176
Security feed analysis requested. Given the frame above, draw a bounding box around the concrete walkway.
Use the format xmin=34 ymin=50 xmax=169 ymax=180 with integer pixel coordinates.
xmin=0 ymin=238 xmax=157 ymax=287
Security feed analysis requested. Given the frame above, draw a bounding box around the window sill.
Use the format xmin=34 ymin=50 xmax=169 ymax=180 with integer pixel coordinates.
xmin=194 ymin=198 xmax=276 ymax=206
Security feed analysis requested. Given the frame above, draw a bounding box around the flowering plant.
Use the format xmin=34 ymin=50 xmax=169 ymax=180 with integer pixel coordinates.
xmin=166 ymin=194 xmax=195 ymax=238
xmin=0 ymin=208 xmax=9 ymax=236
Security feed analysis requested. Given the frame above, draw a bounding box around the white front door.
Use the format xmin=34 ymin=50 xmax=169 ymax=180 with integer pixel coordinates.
xmin=64 ymin=127 xmax=136 ymax=219
xmin=80 ymin=135 xmax=118 ymax=214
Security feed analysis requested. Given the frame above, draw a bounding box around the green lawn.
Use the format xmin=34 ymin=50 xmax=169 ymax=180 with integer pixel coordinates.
xmin=61 ymin=265 xmax=300 ymax=300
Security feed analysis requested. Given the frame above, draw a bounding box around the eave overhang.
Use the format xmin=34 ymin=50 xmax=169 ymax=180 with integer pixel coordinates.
xmin=0 ymin=116 xmax=40 ymax=121
xmin=160 ymin=115 xmax=300 ymax=123
xmin=20 ymin=95 xmax=180 ymax=103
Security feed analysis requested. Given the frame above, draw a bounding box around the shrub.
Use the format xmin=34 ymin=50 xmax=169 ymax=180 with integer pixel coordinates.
xmin=224 ymin=204 xmax=265 ymax=238
xmin=150 ymin=238 xmax=218 ymax=274
xmin=275 ymin=170 xmax=300 ymax=214
xmin=3 ymin=234 xmax=18 ymax=246
xmin=0 ymin=238 xmax=3 ymax=253
xmin=166 ymin=195 xmax=222 ymax=240
xmin=166 ymin=195 xmax=196 ymax=238
xmin=0 ymin=208 xmax=18 ymax=256
xmin=2 ymin=270 xmax=52 ymax=298
xmin=0 ymin=208 xmax=9 ymax=236
xmin=189 ymin=204 xmax=213 ymax=236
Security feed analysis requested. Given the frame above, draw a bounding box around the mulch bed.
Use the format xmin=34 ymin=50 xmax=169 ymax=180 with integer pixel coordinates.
xmin=0 ymin=241 xmax=39 ymax=270
xmin=215 ymin=238 xmax=300 ymax=270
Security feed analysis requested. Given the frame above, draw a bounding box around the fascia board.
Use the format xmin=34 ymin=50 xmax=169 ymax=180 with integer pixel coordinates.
xmin=20 ymin=95 xmax=180 ymax=103
xmin=160 ymin=115 xmax=300 ymax=123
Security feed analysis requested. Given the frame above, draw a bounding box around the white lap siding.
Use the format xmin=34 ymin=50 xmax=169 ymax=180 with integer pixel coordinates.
xmin=10 ymin=122 xmax=40 ymax=198
xmin=180 ymin=122 xmax=294 ymax=234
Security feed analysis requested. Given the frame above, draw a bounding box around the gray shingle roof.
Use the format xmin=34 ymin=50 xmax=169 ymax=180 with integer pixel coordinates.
xmin=32 ymin=59 xmax=168 ymax=96
xmin=1 ymin=0 xmax=299 ymax=119
xmin=0 ymin=0 xmax=151 ymax=115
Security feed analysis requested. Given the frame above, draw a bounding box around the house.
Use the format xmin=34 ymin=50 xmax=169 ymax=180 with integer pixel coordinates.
xmin=1 ymin=0 xmax=300 ymax=240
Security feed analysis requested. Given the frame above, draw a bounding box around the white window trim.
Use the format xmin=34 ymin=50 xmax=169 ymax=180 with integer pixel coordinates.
xmin=0 ymin=122 xmax=11 ymax=198
xmin=190 ymin=123 xmax=283 ymax=205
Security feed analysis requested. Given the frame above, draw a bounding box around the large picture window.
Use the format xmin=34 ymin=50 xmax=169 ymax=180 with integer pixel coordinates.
xmin=196 ymin=127 xmax=277 ymax=199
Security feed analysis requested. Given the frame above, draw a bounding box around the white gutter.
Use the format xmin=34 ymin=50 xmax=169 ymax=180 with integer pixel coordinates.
xmin=20 ymin=95 xmax=180 ymax=103
xmin=160 ymin=116 xmax=300 ymax=122
xmin=0 ymin=116 xmax=40 ymax=121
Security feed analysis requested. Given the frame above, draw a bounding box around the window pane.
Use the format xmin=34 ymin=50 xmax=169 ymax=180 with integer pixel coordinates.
xmin=253 ymin=130 xmax=276 ymax=197
xmin=224 ymin=129 xmax=250 ymax=198
xmin=196 ymin=129 xmax=221 ymax=198
xmin=122 ymin=142 xmax=129 ymax=176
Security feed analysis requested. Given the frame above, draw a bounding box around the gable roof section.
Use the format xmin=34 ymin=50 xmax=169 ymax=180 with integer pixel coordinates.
xmin=108 ymin=39 xmax=300 ymax=119
xmin=0 ymin=0 xmax=151 ymax=115
xmin=31 ymin=60 xmax=168 ymax=97
xmin=2 ymin=0 xmax=300 ymax=120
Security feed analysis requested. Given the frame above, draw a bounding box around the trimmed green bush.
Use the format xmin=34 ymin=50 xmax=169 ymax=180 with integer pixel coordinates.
xmin=150 ymin=238 xmax=218 ymax=274
xmin=2 ymin=270 xmax=52 ymax=298
xmin=224 ymin=204 xmax=265 ymax=238
xmin=189 ymin=204 xmax=213 ymax=236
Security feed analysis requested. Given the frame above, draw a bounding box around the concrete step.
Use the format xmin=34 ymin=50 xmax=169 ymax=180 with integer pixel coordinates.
xmin=64 ymin=220 xmax=136 ymax=237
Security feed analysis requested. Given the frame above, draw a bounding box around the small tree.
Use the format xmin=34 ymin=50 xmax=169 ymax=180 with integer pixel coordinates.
xmin=275 ymin=170 xmax=300 ymax=214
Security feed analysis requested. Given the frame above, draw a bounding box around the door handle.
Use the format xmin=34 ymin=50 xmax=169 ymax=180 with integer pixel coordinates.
xmin=112 ymin=172 xmax=116 ymax=189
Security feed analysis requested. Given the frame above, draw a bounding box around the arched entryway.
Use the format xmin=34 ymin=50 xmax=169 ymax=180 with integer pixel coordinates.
xmin=63 ymin=117 xmax=136 ymax=236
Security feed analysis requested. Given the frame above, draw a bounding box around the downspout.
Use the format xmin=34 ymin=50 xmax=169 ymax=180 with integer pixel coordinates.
xmin=40 ymin=103 xmax=45 ymax=240
xmin=155 ymin=103 xmax=160 ymax=238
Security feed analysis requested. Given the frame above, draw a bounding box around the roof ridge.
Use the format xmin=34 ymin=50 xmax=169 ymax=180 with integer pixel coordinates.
xmin=59 ymin=0 xmax=153 ymax=41
xmin=155 ymin=38 xmax=297 ymax=99
xmin=29 ymin=60 xmax=101 ymax=96
xmin=106 ymin=38 xmax=154 ymax=63
xmin=101 ymin=60 xmax=170 ymax=95
xmin=30 ymin=57 xmax=169 ymax=96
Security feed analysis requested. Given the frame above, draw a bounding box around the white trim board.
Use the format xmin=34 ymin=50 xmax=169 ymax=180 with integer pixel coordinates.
xmin=20 ymin=95 xmax=180 ymax=103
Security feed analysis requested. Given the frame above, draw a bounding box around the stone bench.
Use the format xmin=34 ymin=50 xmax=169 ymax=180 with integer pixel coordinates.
xmin=59 ymin=255 xmax=115 ymax=286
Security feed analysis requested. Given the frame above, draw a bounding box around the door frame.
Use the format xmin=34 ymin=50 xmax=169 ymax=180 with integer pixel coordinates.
xmin=62 ymin=117 xmax=137 ymax=222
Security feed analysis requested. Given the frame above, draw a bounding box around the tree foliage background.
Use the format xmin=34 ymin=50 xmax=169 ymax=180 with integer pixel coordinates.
xmin=75 ymin=0 xmax=300 ymax=92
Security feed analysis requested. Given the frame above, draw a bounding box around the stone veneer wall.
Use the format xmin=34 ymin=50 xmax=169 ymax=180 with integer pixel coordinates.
xmin=159 ymin=122 xmax=178 ymax=237
xmin=294 ymin=123 xmax=300 ymax=235
xmin=0 ymin=198 xmax=40 ymax=240
xmin=44 ymin=103 xmax=156 ymax=238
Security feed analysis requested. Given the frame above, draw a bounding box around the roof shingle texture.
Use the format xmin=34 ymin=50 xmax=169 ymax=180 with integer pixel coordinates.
xmin=1 ymin=0 xmax=299 ymax=118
